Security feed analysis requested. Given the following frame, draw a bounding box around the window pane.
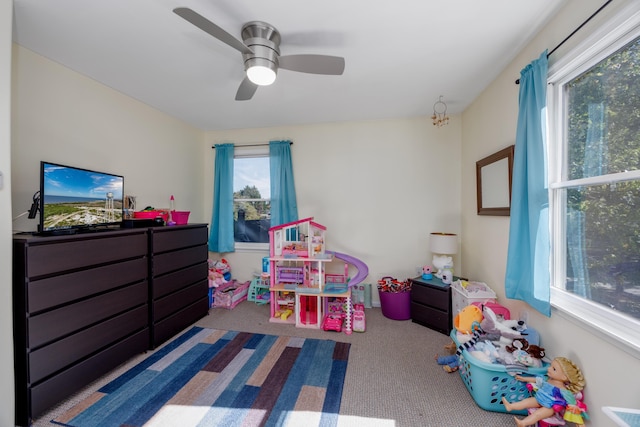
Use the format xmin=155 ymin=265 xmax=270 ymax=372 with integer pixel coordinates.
xmin=233 ymin=156 xmax=270 ymax=243
xmin=563 ymin=182 xmax=640 ymax=319
xmin=565 ymin=36 xmax=640 ymax=180
xmin=234 ymin=157 xmax=270 ymax=198
xmin=234 ymin=201 xmax=270 ymax=243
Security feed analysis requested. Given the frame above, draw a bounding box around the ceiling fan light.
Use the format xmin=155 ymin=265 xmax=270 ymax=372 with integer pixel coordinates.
xmin=247 ymin=65 xmax=276 ymax=86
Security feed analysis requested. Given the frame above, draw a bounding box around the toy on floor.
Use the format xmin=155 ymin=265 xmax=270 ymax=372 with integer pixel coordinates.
xmin=443 ymin=340 xmax=457 ymax=353
xmin=435 ymin=354 xmax=459 ymax=373
xmin=322 ymin=313 xmax=344 ymax=332
xmin=502 ymin=357 xmax=587 ymax=427
xmin=352 ymin=303 xmax=366 ymax=332
xmin=527 ymin=391 xmax=588 ymax=427
xmin=212 ymin=280 xmax=250 ymax=310
xmin=435 ymin=340 xmax=459 ymax=373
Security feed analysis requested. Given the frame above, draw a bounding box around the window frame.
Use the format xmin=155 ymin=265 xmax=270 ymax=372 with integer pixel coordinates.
xmin=547 ymin=1 xmax=640 ymax=358
xmin=233 ymin=145 xmax=270 ymax=252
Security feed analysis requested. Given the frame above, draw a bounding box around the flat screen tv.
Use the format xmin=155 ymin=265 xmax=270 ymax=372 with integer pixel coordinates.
xmin=39 ymin=161 xmax=124 ymax=234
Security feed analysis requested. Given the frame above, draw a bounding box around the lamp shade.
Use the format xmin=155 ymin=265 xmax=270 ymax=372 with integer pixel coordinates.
xmin=429 ymin=232 xmax=458 ymax=254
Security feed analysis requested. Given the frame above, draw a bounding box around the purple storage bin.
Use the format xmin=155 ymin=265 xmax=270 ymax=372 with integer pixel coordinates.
xmin=379 ymin=290 xmax=411 ymax=320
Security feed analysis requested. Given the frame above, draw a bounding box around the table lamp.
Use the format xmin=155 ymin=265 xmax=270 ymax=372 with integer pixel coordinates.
xmin=429 ymin=232 xmax=458 ymax=280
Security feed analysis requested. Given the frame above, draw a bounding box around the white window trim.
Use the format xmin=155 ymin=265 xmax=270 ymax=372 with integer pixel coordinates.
xmin=235 ymin=241 xmax=269 ymax=252
xmin=547 ymin=0 xmax=640 ymax=359
xmin=234 ymin=145 xmax=270 ymax=253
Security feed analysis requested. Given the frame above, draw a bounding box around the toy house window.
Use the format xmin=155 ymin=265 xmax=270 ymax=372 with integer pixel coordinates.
xmin=548 ymin=5 xmax=640 ymax=354
xmin=234 ymin=146 xmax=270 ymax=247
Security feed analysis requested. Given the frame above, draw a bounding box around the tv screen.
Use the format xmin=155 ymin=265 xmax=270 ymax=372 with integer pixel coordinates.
xmin=39 ymin=161 xmax=124 ymax=233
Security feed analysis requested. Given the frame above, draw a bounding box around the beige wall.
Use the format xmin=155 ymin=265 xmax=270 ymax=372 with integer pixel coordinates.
xmin=11 ymin=45 xmax=206 ymax=233
xmin=1 ymin=0 xmax=14 ymax=425
xmin=461 ymin=1 xmax=638 ymax=425
xmin=205 ymin=117 xmax=463 ymax=303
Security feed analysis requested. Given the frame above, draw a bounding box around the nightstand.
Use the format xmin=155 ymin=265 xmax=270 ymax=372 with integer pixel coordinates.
xmin=409 ymin=276 xmax=455 ymax=335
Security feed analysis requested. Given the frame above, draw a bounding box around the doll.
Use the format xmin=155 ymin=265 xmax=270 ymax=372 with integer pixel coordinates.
xmin=502 ymin=356 xmax=586 ymax=427
xmin=434 ymin=354 xmax=458 ymax=373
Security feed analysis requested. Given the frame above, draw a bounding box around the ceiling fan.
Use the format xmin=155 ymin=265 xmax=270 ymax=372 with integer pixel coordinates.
xmin=173 ymin=7 xmax=346 ymax=101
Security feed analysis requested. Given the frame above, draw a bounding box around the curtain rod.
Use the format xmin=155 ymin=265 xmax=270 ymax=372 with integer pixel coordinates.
xmin=515 ymin=0 xmax=613 ymax=84
xmin=211 ymin=141 xmax=293 ymax=149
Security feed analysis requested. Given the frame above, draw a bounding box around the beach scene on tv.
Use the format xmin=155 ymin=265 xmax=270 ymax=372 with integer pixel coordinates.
xmin=42 ymin=163 xmax=124 ymax=230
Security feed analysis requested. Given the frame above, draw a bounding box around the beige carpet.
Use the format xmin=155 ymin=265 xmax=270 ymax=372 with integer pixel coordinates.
xmin=33 ymin=302 xmax=517 ymax=427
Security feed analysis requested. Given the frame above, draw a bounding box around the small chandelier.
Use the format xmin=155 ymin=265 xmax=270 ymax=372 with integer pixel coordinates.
xmin=432 ymin=96 xmax=450 ymax=127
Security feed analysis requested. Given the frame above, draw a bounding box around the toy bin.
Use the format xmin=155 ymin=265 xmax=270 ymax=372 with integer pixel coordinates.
xmin=171 ymin=210 xmax=190 ymax=225
xmin=450 ymin=330 xmax=548 ymax=414
xmin=213 ymin=280 xmax=250 ymax=310
xmin=451 ymin=280 xmax=496 ymax=320
xmin=379 ymin=290 xmax=411 ymax=320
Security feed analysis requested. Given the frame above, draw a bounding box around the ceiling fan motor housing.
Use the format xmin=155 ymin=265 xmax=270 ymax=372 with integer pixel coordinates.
xmin=241 ymin=21 xmax=281 ymax=75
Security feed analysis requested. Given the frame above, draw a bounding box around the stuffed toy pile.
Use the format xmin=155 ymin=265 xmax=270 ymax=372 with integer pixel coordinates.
xmin=435 ymin=304 xmax=547 ymax=373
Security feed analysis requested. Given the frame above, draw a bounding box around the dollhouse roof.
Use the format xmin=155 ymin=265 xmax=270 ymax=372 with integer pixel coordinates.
xmin=269 ymin=217 xmax=326 ymax=232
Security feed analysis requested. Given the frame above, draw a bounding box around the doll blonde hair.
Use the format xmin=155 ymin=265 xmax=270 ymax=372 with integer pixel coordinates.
xmin=555 ymin=357 xmax=586 ymax=393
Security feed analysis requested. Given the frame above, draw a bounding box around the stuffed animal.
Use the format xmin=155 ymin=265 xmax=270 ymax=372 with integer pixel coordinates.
xmin=435 ymin=354 xmax=459 ymax=373
xmin=454 ymin=304 xmax=483 ymax=334
xmin=505 ymin=338 xmax=546 ymax=368
xmin=480 ymin=305 xmax=526 ymax=349
xmin=208 ymin=270 xmax=227 ymax=288
xmin=468 ymin=340 xmax=499 ymax=364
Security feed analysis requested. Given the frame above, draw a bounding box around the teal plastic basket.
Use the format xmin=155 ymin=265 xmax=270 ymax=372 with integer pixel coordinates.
xmin=450 ymin=330 xmax=549 ymax=414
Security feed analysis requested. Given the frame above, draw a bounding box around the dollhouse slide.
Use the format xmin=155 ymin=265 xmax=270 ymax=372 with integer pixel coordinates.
xmin=326 ymin=251 xmax=369 ymax=286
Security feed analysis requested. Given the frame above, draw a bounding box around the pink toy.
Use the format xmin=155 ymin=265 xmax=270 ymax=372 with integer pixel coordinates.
xmin=352 ymin=304 xmax=366 ymax=332
xmin=471 ymin=301 xmax=511 ymax=320
xmin=213 ymin=280 xmax=250 ymax=310
xmin=322 ymin=313 xmax=344 ymax=332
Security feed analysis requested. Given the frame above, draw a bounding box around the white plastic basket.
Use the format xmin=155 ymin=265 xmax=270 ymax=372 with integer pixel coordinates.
xmin=451 ymin=280 xmax=496 ymax=319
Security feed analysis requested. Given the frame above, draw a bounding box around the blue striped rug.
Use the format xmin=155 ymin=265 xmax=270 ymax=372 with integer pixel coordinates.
xmin=52 ymin=327 xmax=351 ymax=427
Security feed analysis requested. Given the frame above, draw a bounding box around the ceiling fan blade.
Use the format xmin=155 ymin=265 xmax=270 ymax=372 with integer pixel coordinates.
xmin=173 ymin=7 xmax=253 ymax=55
xmin=235 ymin=77 xmax=258 ymax=101
xmin=278 ymin=54 xmax=345 ymax=75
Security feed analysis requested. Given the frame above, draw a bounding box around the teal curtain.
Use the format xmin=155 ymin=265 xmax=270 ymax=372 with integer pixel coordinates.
xmin=269 ymin=140 xmax=298 ymax=226
xmin=505 ymin=51 xmax=551 ymax=316
xmin=209 ymin=143 xmax=235 ymax=252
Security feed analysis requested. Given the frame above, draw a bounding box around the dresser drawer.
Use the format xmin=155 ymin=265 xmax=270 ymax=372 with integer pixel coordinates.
xmin=153 ymin=261 xmax=208 ymax=299
xmin=411 ymin=283 xmax=449 ymax=311
xmin=28 ymin=281 xmax=148 ymax=349
xmin=153 ymin=280 xmax=208 ymax=321
xmin=152 ymin=245 xmax=208 ymax=276
xmin=28 ymin=257 xmax=147 ymax=313
xmin=410 ymin=302 xmax=450 ymax=335
xmin=151 ymin=225 xmax=208 ymax=253
xmin=28 ymin=305 xmax=148 ymax=383
xmin=26 ymin=233 xmax=147 ymax=277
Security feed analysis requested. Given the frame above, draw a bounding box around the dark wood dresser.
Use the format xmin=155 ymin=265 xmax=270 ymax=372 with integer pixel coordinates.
xmin=13 ymin=224 xmax=209 ymax=426
xmin=409 ymin=275 xmax=453 ymax=335
xmin=149 ymin=225 xmax=209 ymax=348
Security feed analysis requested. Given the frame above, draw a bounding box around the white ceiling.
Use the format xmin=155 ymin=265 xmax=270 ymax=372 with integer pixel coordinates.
xmin=12 ymin=0 xmax=566 ymax=131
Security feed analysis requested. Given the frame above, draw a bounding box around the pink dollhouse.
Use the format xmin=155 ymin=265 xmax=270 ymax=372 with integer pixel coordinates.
xmin=268 ymin=217 xmax=356 ymax=333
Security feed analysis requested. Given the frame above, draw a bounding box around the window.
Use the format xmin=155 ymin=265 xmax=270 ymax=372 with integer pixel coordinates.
xmin=233 ymin=146 xmax=270 ymax=248
xmin=548 ymin=3 xmax=640 ymax=353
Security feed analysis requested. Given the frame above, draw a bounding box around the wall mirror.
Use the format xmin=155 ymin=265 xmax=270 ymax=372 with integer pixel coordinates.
xmin=476 ymin=145 xmax=514 ymax=216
